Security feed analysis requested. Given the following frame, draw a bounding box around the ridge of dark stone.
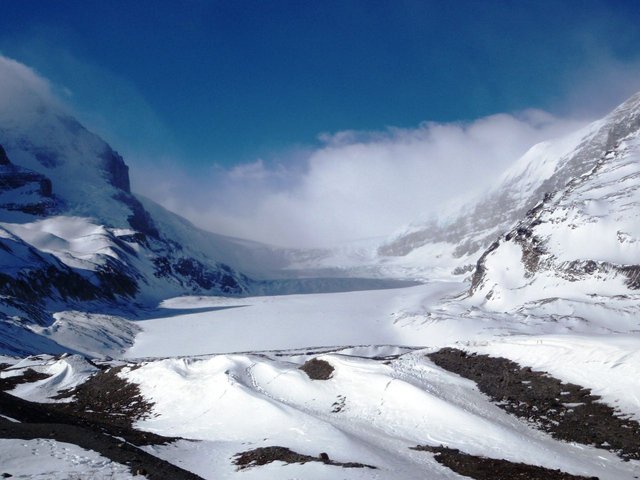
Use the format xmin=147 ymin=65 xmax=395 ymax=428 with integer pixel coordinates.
xmin=427 ymin=347 xmax=640 ymax=461
xmin=411 ymin=445 xmax=599 ymax=480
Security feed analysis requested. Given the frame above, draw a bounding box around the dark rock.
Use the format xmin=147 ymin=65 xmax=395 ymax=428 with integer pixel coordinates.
xmin=412 ymin=444 xmax=599 ymax=480
xmin=95 ymin=258 xmax=139 ymax=299
xmin=470 ymin=239 xmax=500 ymax=293
xmin=151 ymin=250 xmax=250 ymax=295
xmin=0 ymin=147 xmax=56 ymax=215
xmin=299 ymin=358 xmax=334 ymax=380
xmin=118 ymin=232 xmax=149 ymax=247
xmin=452 ymin=264 xmax=475 ymax=275
xmin=0 ymin=368 xmax=51 ymax=392
xmin=100 ymin=147 xmax=130 ymax=193
xmin=153 ymin=256 xmax=173 ymax=278
xmin=233 ymin=446 xmax=375 ymax=470
xmin=39 ymin=177 xmax=52 ymax=197
xmin=174 ymin=258 xmax=244 ymax=293
xmin=50 ymin=365 xmax=159 ymax=439
xmin=0 ymin=145 xmax=9 ymax=165
xmin=114 ymin=192 xmax=159 ymax=239
xmin=0 ymin=391 xmax=201 ymax=479
xmin=620 ymin=265 xmax=640 ymax=289
xmin=331 ymin=394 xmax=346 ymax=413
xmin=0 ymin=235 xmax=139 ymax=325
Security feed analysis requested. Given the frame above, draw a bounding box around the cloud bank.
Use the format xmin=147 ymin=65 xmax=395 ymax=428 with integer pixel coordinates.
xmin=0 ymin=55 xmax=66 ymax=126
xmin=133 ymin=111 xmax=586 ymax=247
xmin=0 ymin=53 xmax=624 ymax=248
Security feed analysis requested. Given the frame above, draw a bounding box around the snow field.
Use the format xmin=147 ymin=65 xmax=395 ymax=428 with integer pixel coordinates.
xmin=125 ymin=282 xmax=464 ymax=358
xmin=0 ymin=438 xmax=146 ymax=480
xmin=120 ymin=346 xmax=640 ymax=479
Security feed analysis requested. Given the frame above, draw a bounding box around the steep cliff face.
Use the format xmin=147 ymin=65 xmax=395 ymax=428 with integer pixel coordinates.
xmin=100 ymin=145 xmax=131 ymax=193
xmin=0 ymin=149 xmax=55 ymax=216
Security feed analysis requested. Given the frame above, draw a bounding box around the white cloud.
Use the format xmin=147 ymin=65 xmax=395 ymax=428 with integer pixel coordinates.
xmin=0 ymin=41 xmax=177 ymax=162
xmin=134 ymin=111 xmax=587 ymax=247
xmin=0 ymin=55 xmax=65 ymax=125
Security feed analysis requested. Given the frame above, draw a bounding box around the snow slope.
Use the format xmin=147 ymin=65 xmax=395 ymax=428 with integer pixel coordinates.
xmin=0 ymin=438 xmax=145 ymax=480
xmin=0 ymin=354 xmax=98 ymax=403
xmin=6 ymin=337 xmax=639 ymax=480
xmin=128 ymin=346 xmax=638 ymax=480
xmin=463 ymin=334 xmax=640 ymax=422
xmin=469 ymin=101 xmax=640 ymax=313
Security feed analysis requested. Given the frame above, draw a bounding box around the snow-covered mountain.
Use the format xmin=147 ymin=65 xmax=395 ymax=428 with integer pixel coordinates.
xmin=0 ymin=125 xmax=252 ymax=306
xmin=469 ymin=95 xmax=640 ymax=313
xmin=2 ymin=56 xmax=640 ymax=480
xmin=0 ymin=65 xmax=263 ymax=344
xmin=377 ymin=93 xmax=640 ymax=280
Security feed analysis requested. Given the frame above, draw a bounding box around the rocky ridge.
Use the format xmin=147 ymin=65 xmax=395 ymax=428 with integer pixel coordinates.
xmin=469 ymin=102 xmax=640 ymax=309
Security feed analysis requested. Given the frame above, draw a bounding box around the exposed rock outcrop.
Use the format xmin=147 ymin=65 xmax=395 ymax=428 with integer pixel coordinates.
xmin=101 ymin=146 xmax=130 ymax=193
xmin=0 ymin=143 xmax=56 ymax=215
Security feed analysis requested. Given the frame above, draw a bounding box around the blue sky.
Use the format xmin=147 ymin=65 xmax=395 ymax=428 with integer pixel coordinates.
xmin=2 ymin=0 xmax=640 ymax=169
xmin=2 ymin=1 xmax=640 ymax=246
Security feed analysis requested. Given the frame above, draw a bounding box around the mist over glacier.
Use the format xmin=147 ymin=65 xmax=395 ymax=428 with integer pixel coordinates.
xmin=136 ymin=111 xmax=588 ymax=247
xmin=0 ymin=52 xmax=591 ymax=249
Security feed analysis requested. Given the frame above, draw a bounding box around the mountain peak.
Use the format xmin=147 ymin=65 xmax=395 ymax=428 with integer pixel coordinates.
xmin=601 ymin=91 xmax=640 ymax=150
xmin=378 ymin=90 xmax=640 ymax=265
xmin=608 ymin=90 xmax=640 ymax=118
